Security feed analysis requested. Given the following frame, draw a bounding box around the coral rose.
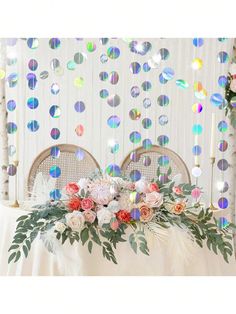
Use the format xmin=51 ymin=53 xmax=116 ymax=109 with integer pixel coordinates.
xmin=81 ymin=198 xmax=94 ymax=211
xmin=116 ymin=210 xmax=131 ymax=223
xmin=67 ymin=197 xmax=81 ymax=211
xmin=139 ymin=204 xmax=154 ymax=222
xmin=172 ymin=186 xmax=183 ymax=195
xmin=144 ymin=191 xmax=163 ymax=208
xmin=149 ymin=182 xmax=160 ymax=192
xmin=83 ymin=210 xmax=96 ymax=224
xmin=172 ymin=201 xmax=186 ymax=215
xmin=65 ymin=182 xmax=80 ymax=195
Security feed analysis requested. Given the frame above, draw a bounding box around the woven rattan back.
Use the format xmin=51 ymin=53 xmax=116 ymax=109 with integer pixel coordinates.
xmin=121 ymin=146 xmax=191 ymax=184
xmin=27 ymin=144 xmax=100 ymax=193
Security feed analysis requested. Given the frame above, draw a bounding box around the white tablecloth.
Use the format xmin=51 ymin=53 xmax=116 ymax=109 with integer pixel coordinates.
xmin=0 ymin=202 xmax=236 ymax=276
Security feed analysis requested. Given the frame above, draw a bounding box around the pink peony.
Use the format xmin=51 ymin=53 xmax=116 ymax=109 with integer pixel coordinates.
xmin=172 ymin=186 xmax=183 ymax=195
xmin=83 ymin=210 xmax=96 ymax=223
xmin=230 ymin=79 xmax=236 ymax=93
xmin=81 ymin=198 xmax=94 ymax=211
xmin=65 ymin=182 xmax=80 ymax=195
xmin=144 ymin=191 xmax=163 ymax=208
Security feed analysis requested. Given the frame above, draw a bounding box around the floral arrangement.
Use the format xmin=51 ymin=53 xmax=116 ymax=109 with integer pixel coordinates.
xmin=225 ymin=60 xmax=236 ymax=128
xmin=8 ymin=170 xmax=235 ymax=265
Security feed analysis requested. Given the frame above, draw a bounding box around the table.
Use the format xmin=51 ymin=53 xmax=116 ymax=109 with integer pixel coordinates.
xmin=0 ymin=202 xmax=236 ymax=276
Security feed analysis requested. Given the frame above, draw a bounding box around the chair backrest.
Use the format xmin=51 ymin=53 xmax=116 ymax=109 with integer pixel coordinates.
xmin=121 ymin=145 xmax=191 ymax=184
xmin=27 ymin=144 xmax=100 ymax=194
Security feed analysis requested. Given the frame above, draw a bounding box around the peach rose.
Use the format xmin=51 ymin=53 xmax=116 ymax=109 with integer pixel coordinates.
xmin=172 ymin=201 xmax=186 ymax=215
xmin=81 ymin=198 xmax=94 ymax=211
xmin=139 ymin=204 xmax=154 ymax=222
xmin=83 ymin=210 xmax=96 ymax=223
xmin=172 ymin=186 xmax=183 ymax=195
xmin=144 ymin=191 xmax=163 ymax=208
xmin=65 ymin=182 xmax=80 ymax=195
xmin=149 ymin=182 xmax=160 ymax=192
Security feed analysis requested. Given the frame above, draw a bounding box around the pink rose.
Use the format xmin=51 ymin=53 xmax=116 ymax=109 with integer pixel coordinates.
xmin=83 ymin=210 xmax=96 ymax=223
xmin=81 ymin=198 xmax=94 ymax=211
xmin=230 ymin=79 xmax=236 ymax=93
xmin=139 ymin=204 xmax=154 ymax=222
xmin=144 ymin=191 xmax=163 ymax=208
xmin=65 ymin=182 xmax=80 ymax=195
xmin=110 ymin=219 xmax=120 ymax=231
xmin=149 ymin=183 xmax=160 ymax=192
xmin=126 ymin=182 xmax=136 ymax=191
xmin=172 ymin=186 xmax=183 ymax=195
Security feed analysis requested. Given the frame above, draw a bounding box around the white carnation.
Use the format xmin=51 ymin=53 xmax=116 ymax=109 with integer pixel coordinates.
xmin=54 ymin=221 xmax=66 ymax=233
xmin=65 ymin=211 xmax=85 ymax=232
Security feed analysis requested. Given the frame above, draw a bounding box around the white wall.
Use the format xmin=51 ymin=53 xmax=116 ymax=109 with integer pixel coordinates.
xmin=4 ymin=38 xmax=234 ymax=211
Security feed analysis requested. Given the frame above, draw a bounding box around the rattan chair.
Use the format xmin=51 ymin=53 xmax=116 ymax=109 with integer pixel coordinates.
xmin=121 ymin=145 xmax=191 ymax=184
xmin=27 ymin=144 xmax=100 ymax=194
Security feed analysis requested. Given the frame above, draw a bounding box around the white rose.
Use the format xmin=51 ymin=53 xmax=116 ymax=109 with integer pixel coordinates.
xmin=144 ymin=191 xmax=163 ymax=208
xmin=78 ymin=178 xmax=90 ymax=193
xmin=229 ymin=63 xmax=236 ymax=75
xmin=107 ymin=200 xmax=120 ymax=213
xmin=54 ymin=221 xmax=66 ymax=233
xmin=96 ymin=208 xmax=115 ymax=227
xmin=65 ymin=211 xmax=85 ymax=232
xmin=135 ymin=178 xmax=149 ymax=193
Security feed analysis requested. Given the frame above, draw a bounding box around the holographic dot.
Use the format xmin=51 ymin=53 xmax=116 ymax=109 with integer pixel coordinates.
xmin=157 ymin=95 xmax=169 ymax=107
xmin=218 ymin=76 xmax=227 ymax=88
xmin=27 ymin=97 xmax=39 ymax=109
xmin=99 ymin=38 xmax=109 ymax=45
xmin=26 ymin=73 xmax=36 ymax=80
xmin=192 ymin=124 xmax=203 ymax=135
xmin=217 ymin=181 xmax=229 ymax=193
xmin=158 ymin=48 xmax=169 ymax=60
xmin=7 ymin=122 xmax=17 ymax=134
xmin=51 ymin=128 xmax=60 ymax=140
xmin=162 ymin=67 xmax=175 ymax=80
xmin=74 ymin=101 xmax=85 ymax=113
xmin=107 ymin=115 xmax=120 ymax=128
xmin=27 ymin=38 xmax=39 ymax=49
xmin=191 ymin=166 xmax=202 ymax=177
xmin=142 ymin=81 xmax=152 ymax=91
xmin=142 ymin=118 xmax=152 ymax=129
xmin=107 ymin=94 xmax=120 ymax=107
xmin=100 ymin=54 xmax=108 ymax=63
xmin=54 ymin=66 xmax=64 ymax=76
xmin=75 ymin=148 xmax=85 ymax=161
xmin=49 ymin=105 xmax=61 ymax=118
xmin=8 ymin=145 xmax=16 ymax=157
xmin=191 ymin=58 xmax=203 ymax=70
xmin=28 ymin=59 xmax=38 ymax=71
xmin=109 ymin=71 xmax=119 ymax=85
xmin=6 ymin=38 xmax=17 ymax=46
xmin=129 ymin=62 xmax=141 ymax=74
xmin=192 ymin=103 xmax=203 ymax=113
xmin=218 ymin=217 xmax=229 ymax=229
xmin=49 ymin=38 xmax=61 ymax=49
xmin=217 ymin=51 xmax=229 ymax=63
xmin=217 ymin=159 xmax=229 ymax=171
xmin=158 ymin=115 xmax=168 ymax=126
xmin=6 ymin=73 xmax=18 ymax=88
xmin=67 ymin=60 xmax=76 ymax=70
xmin=108 ymin=140 xmax=119 ymax=154
xmin=7 ymin=57 xmax=17 ymax=66
xmin=218 ymin=38 xmax=227 ymax=42
xmin=130 ymin=208 xmax=140 ymax=220
xmin=230 ymin=96 xmax=236 ymax=107
xmin=176 ymin=79 xmax=189 ymax=89
xmin=27 ymin=120 xmax=39 ymax=132
xmin=143 ymin=138 xmax=152 ymax=150
xmin=143 ymin=62 xmax=151 ymax=72
xmin=194 ymin=81 xmax=203 ymax=91
xmin=192 ymin=145 xmax=202 ymax=155
xmin=130 ymin=131 xmax=141 ymax=144
xmin=51 ymin=83 xmax=60 ymax=95
xmin=106 ymin=164 xmax=121 ymax=177
xmin=158 ymin=155 xmax=170 ymax=166
xmin=195 ymin=89 xmax=207 ymax=100
xmin=7 ymin=164 xmax=17 ymax=176
xmin=157 ymin=135 xmax=169 ymax=146
xmin=143 ymin=98 xmax=151 ymax=108
xmin=159 ymin=174 xmax=169 ymax=184
xmin=49 ymin=166 xmax=61 ymax=178
xmin=28 ymin=78 xmax=37 ymax=90
xmin=86 ymin=42 xmax=96 ymax=52
xmin=159 ymin=73 xmax=168 ymax=84
xmin=99 ymin=71 xmax=108 ymax=81
xmin=130 ymin=151 xmax=140 ymax=162
xmin=107 ymin=47 xmax=120 ymax=59
xmin=50 ymin=58 xmax=60 ymax=70
xmin=40 ymin=71 xmax=49 ymax=79
xmin=74 ymin=52 xmax=84 ymax=65
xmin=129 ymin=41 xmax=152 ymax=56
xmin=218 ymin=121 xmax=228 ymax=132
xmin=143 ymin=156 xmax=151 ymax=166
xmin=100 ymin=89 xmax=109 ymax=98
xmin=210 ymin=93 xmax=224 ymax=107
xmin=50 ymin=146 xmax=60 ymax=159
xmin=75 ymin=125 xmax=84 ymax=136
xmin=218 ymin=140 xmax=228 ymax=152
xmin=74 ymin=77 xmax=84 ymax=88
xmin=130 ymin=86 xmax=140 ymax=98
xmin=130 ymin=170 xmax=141 ymax=182
xmin=50 ymin=189 xmax=62 ymax=200
xmin=130 ymin=191 xmax=141 ymax=203
xmin=218 ymin=198 xmax=228 ymax=209
xmin=7 ymin=100 xmax=16 ymax=112
xmin=193 ymin=38 xmax=204 ymax=47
